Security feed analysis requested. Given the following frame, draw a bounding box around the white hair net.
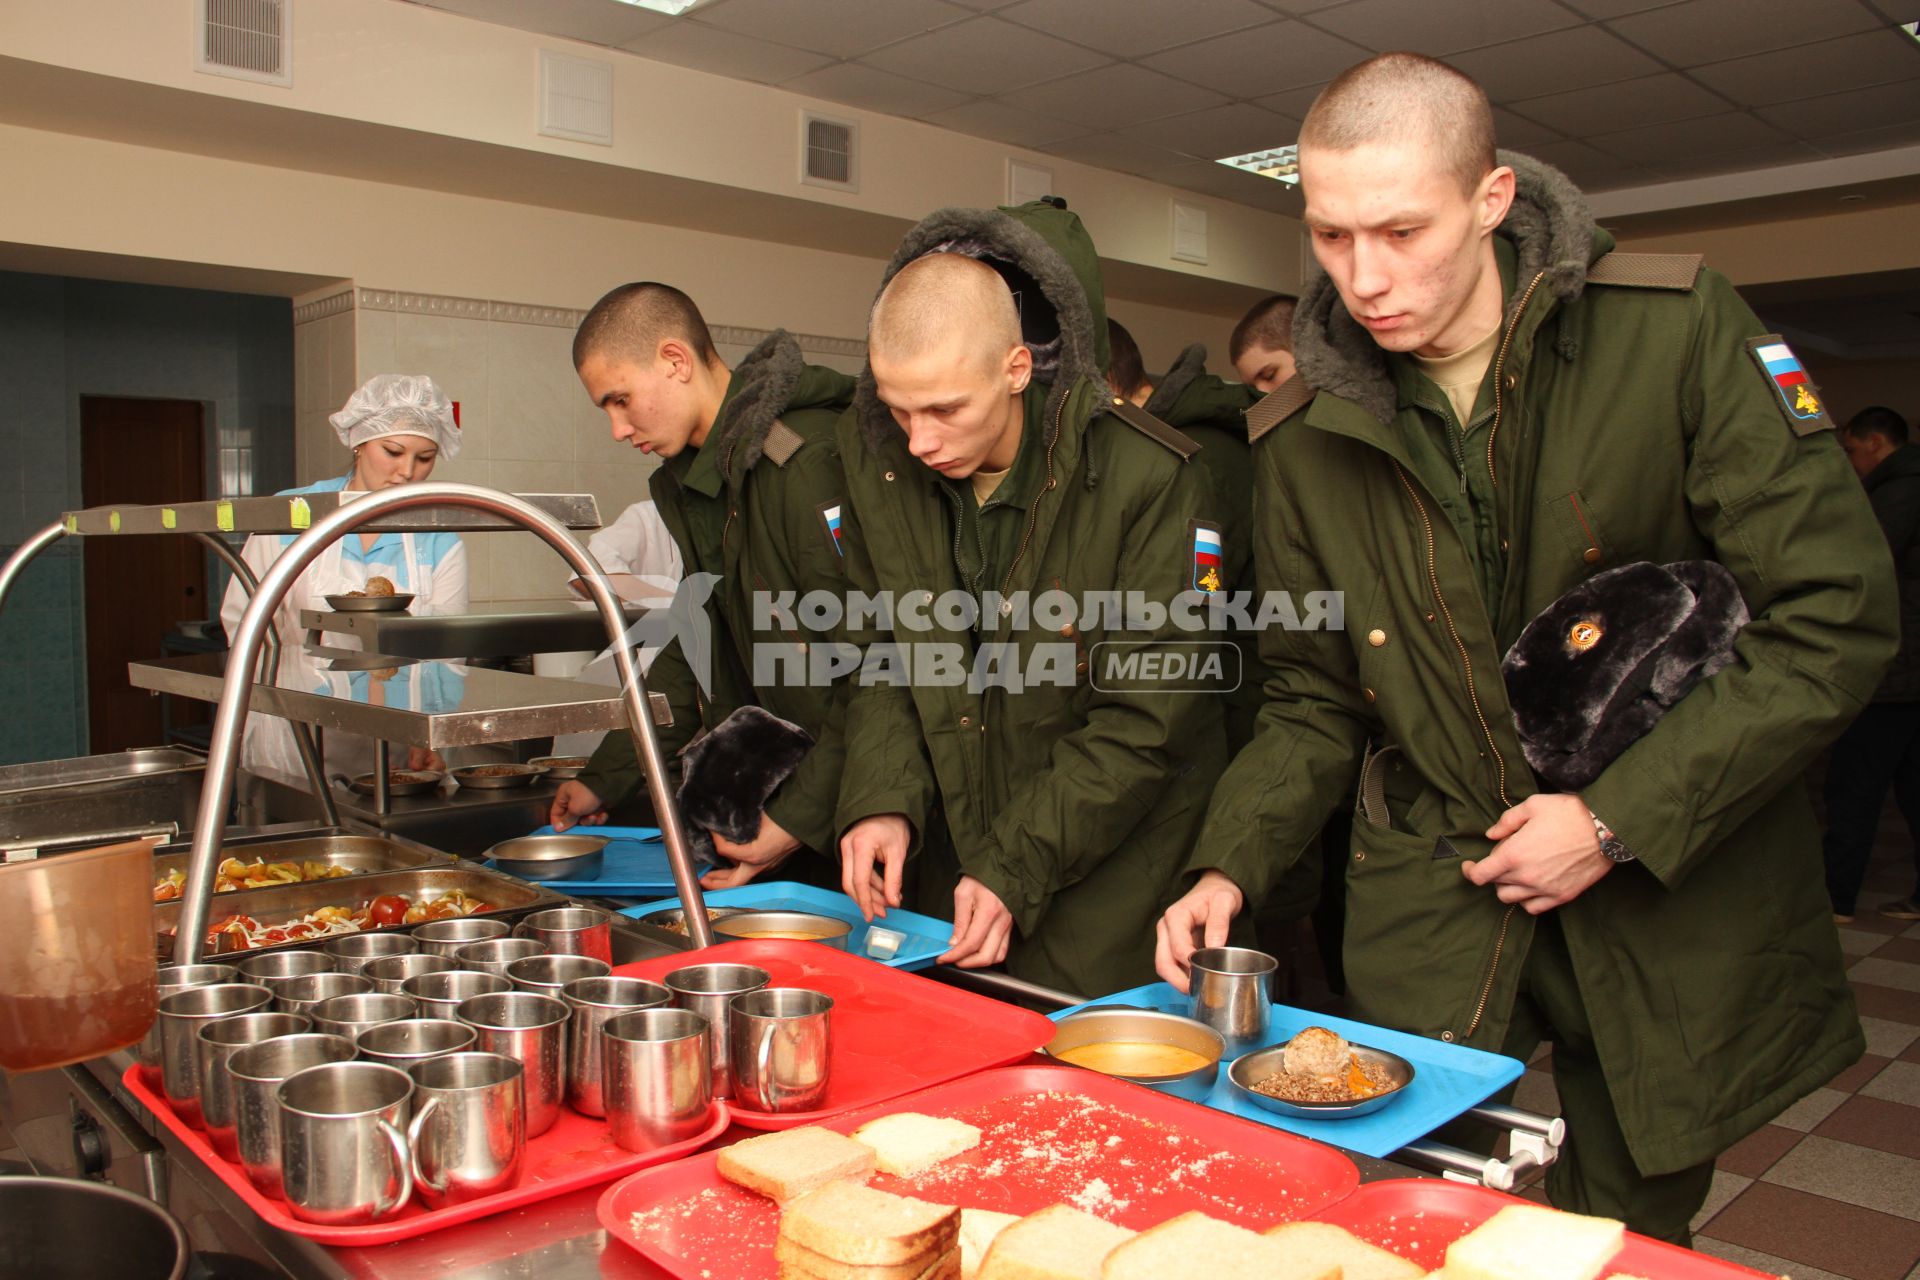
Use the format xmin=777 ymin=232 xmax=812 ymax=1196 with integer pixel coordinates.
xmin=329 ymin=374 xmax=462 ymax=458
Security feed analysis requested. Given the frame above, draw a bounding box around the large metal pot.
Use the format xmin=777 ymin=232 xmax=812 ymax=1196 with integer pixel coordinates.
xmin=0 ymin=1175 xmax=189 ymax=1279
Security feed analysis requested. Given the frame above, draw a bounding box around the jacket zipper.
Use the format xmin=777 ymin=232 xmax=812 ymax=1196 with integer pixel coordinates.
xmin=1485 ymin=271 xmax=1547 ymax=487
xmin=1000 ymin=385 xmax=1068 ymax=597
xmin=1391 ymin=461 xmax=1517 ymax=1041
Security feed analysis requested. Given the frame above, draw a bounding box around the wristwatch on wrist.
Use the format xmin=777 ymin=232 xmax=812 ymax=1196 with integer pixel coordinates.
xmin=1589 ymin=809 xmax=1636 ymax=864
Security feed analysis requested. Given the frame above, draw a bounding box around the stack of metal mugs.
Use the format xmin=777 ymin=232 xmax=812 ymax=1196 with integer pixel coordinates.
xmin=141 ymin=907 xmax=836 ymax=1226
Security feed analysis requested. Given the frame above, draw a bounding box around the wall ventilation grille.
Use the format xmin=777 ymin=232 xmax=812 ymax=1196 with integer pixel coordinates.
xmin=539 ymin=50 xmax=615 ymax=146
xmin=801 ymin=113 xmax=858 ymax=192
xmin=196 ymin=0 xmax=291 ymax=87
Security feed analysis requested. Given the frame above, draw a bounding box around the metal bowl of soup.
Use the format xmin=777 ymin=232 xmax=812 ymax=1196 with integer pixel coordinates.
xmin=711 ymin=910 xmax=853 ymax=949
xmin=1042 ymin=1007 xmax=1225 ymax=1101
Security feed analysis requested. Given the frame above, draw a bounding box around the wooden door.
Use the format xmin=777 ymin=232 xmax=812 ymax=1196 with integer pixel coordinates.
xmin=81 ymin=397 xmax=207 ymax=753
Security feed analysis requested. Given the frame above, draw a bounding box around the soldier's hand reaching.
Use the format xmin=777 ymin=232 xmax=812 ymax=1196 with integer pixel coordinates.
xmin=705 ymin=812 xmax=801 ymax=890
xmin=1465 ymin=793 xmax=1612 ymax=913
xmin=941 ymin=876 xmax=1013 ymax=969
xmin=1154 ymin=870 xmax=1246 ymax=992
xmin=548 ymin=780 xmax=608 ymax=833
xmin=839 ymin=813 xmax=910 ymax=921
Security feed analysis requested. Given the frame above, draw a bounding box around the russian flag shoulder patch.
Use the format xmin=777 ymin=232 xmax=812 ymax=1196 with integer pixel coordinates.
xmin=1191 ymin=518 xmax=1225 ymax=593
xmin=818 ymin=500 xmax=844 ymax=557
xmin=1746 ymin=334 xmax=1833 ymax=436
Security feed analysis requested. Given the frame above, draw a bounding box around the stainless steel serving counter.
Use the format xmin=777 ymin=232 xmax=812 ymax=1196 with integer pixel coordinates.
xmin=300 ymin=601 xmax=654 ymax=662
xmin=0 ymin=746 xmax=207 ymax=854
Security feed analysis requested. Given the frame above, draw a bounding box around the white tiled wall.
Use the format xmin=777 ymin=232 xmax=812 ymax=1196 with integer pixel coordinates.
xmin=293 ymin=290 xmax=866 ymax=606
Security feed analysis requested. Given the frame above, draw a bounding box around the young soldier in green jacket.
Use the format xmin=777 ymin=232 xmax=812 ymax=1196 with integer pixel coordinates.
xmin=836 ymin=202 xmax=1228 ymax=997
xmin=1157 ymin=55 xmax=1896 ymax=1241
xmin=550 ymin=284 xmax=855 ymax=889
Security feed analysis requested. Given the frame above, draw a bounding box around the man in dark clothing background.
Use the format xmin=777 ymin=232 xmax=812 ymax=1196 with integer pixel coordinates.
xmin=1827 ymin=405 xmax=1920 ymax=921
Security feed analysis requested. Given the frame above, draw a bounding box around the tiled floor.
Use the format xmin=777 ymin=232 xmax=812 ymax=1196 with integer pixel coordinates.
xmin=1496 ymin=790 xmax=1920 ymax=1280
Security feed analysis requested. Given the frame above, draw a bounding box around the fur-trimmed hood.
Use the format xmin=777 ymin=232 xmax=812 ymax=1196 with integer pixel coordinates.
xmin=1293 ymin=151 xmax=1602 ymax=423
xmin=853 ymin=200 xmax=1109 ymax=451
xmin=1143 ymin=343 xmax=1209 ymax=420
xmin=711 ymin=329 xmax=852 ymax=484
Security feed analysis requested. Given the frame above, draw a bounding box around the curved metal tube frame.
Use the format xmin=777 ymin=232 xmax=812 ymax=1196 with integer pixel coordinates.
xmin=174 ymin=483 xmax=711 ymax=962
xmin=0 ymin=520 xmax=72 ymax=613
xmin=188 ymin=531 xmax=339 ymax=828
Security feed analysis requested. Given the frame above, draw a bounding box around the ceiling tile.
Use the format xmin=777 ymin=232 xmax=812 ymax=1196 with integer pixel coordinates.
xmin=1254 ymin=81 xmax=1330 ymax=118
xmin=783 ymin=61 xmax=975 ymax=117
xmin=1508 ymin=72 xmax=1731 ymax=135
xmin=687 ymin=0 xmax=972 ymax=58
xmin=1637 ymin=139 xmax=1826 ymax=180
xmin=1126 ymin=102 xmax=1300 ymax=159
xmin=1490 ymin=105 xmax=1564 ymax=150
xmin=1449 ymin=26 xmax=1663 ymax=100
xmin=922 ymin=98 xmax=1090 ymax=148
xmin=621 ymin=21 xmax=836 ymax=83
xmin=1158 ymin=159 xmax=1305 ymax=211
xmin=1584 ymin=110 xmax=1797 ymax=164
xmin=1001 ymin=62 xmax=1232 ymax=129
xmin=1754 ymin=79 xmax=1920 ymax=140
xmin=857 ymin=15 xmax=1110 ymax=95
xmin=1553 ymin=0 xmax=1684 ymax=14
xmin=1604 ymin=0 xmax=1887 ymax=66
xmin=419 ymin=0 xmax=671 ymax=46
xmin=1140 ymin=20 xmax=1371 ymax=97
xmin=1524 ymin=137 xmax=1659 ymax=188
xmin=1808 ymin=117 xmax=1920 ymax=157
xmin=1041 ymin=131 xmax=1195 ymax=178
xmin=1250 ymin=0 xmax=1355 ymax=13
xmin=1689 ymin=29 xmax=1920 ymax=108
xmin=1305 ymin=0 xmax=1581 ymax=56
xmin=997 ymin=0 xmax=1275 ymax=57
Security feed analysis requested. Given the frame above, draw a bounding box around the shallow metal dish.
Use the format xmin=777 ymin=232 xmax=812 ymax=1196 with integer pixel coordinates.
xmin=634 ymin=905 xmax=752 ymax=937
xmin=152 ymin=833 xmax=451 ymax=898
xmin=527 ymin=755 xmax=589 ymax=780
xmin=341 ymin=770 xmax=442 ymax=798
xmin=486 ymin=834 xmax=608 ymax=881
xmin=712 ymin=910 xmax=853 ymax=949
xmin=451 ymin=763 xmax=550 ymax=790
xmin=155 ymin=864 xmax=567 ymax=960
xmin=1043 ymin=1008 xmax=1224 ymax=1102
xmin=1226 ymin=1039 xmax=1415 ymax=1119
xmin=324 ymin=593 xmax=415 ymax=613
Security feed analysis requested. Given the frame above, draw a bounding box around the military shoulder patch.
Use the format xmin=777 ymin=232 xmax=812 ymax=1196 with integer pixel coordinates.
xmin=817 ymin=500 xmax=845 ymax=557
xmin=1190 ymin=519 xmax=1225 ymax=594
xmin=1746 ymin=335 xmax=1833 ymax=436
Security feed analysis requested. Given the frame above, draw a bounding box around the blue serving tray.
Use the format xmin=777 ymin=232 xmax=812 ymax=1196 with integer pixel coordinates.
xmin=620 ymin=882 xmax=954 ymax=972
xmin=488 ymin=825 xmax=692 ymax=897
xmin=1049 ymin=982 xmax=1525 ymax=1159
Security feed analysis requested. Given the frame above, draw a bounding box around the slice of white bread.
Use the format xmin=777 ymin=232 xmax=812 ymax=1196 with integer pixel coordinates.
xmin=782 ymin=1180 xmax=962 ymax=1267
xmin=1264 ymin=1220 xmax=1424 ymax=1279
xmin=1444 ymin=1205 xmax=1624 ymax=1280
xmin=718 ymin=1127 xmax=878 ymax=1203
xmin=978 ymin=1204 xmax=1137 ymax=1280
xmin=853 ymin=1112 xmax=984 ymax=1177
xmin=775 ymin=1236 xmax=960 ymax=1280
xmin=960 ymin=1209 xmax=1021 ymax=1280
xmin=1100 ymin=1211 xmax=1337 ymax=1280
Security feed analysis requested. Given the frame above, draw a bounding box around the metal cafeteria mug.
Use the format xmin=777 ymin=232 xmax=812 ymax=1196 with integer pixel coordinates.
xmin=602 ymin=1008 xmax=711 ymax=1152
xmin=729 ymin=988 xmax=833 ymax=1115
xmin=139 ymin=963 xmax=238 ymax=1087
xmin=406 ymin=1052 xmax=525 ymax=1208
xmin=505 ymin=954 xmax=611 ymax=1000
xmin=403 ymin=970 xmax=509 ymax=1021
xmin=235 ymin=950 xmax=336 ymax=985
xmin=512 ymin=907 xmax=612 ymax=964
xmin=272 ymin=972 xmax=374 ymax=1018
xmin=455 ymin=992 xmax=569 ymax=1138
xmin=663 ymin=963 xmax=769 ymax=1099
xmin=560 ymin=976 xmax=670 ymax=1117
xmin=1188 ymin=946 xmax=1277 ymax=1051
xmin=354 ymin=1018 xmax=477 ymax=1071
xmin=228 ymin=1032 xmax=358 ymax=1197
xmin=276 ymin=1061 xmax=414 ymax=1225
xmin=455 ymin=938 xmax=546 ymax=977
xmin=196 ymin=1011 xmax=310 ymax=1161
xmin=324 ymin=932 xmax=420 ymax=975
xmin=310 ymin=992 xmax=417 ymax=1042
xmin=158 ymin=983 xmax=275 ymax=1128
xmin=412 ymin=917 xmax=510 ymax=959
xmin=362 ymin=953 xmax=457 ymax=995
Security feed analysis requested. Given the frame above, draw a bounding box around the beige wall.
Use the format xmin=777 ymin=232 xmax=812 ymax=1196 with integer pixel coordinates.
xmin=1608 ymin=200 xmax=1920 ymax=288
xmin=1802 ymin=355 xmax=1920 ymax=434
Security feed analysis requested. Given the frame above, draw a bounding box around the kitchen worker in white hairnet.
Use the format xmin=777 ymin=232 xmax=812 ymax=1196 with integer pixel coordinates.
xmin=221 ymin=374 xmax=470 ymax=799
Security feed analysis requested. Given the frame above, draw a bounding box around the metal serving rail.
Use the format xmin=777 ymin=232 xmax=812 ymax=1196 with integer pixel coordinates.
xmin=145 ymin=481 xmax=713 ymax=958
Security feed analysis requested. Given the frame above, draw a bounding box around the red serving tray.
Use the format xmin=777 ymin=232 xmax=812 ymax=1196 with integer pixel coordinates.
xmin=121 ymin=1062 xmax=728 ymax=1246
xmin=597 ymin=1062 xmax=1363 ymax=1280
xmin=612 ymin=941 xmax=1058 ymax=1130
xmin=1309 ymin=1179 xmax=1775 ymax=1278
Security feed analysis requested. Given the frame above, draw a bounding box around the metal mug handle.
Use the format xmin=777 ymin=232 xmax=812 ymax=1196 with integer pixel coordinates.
xmin=405 ymin=1096 xmax=444 ymax=1196
xmin=374 ymin=1116 xmax=414 ymax=1218
xmin=753 ymin=1021 xmax=779 ymax=1113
